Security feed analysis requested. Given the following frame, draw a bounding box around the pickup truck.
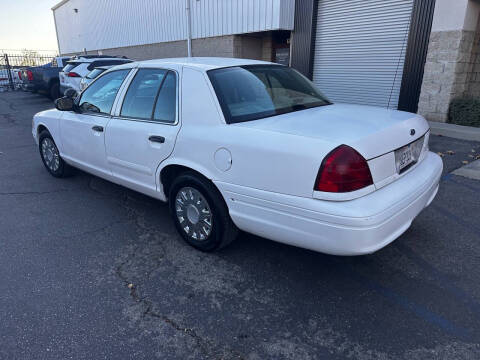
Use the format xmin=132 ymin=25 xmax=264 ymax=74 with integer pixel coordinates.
xmin=22 ymin=56 xmax=70 ymax=99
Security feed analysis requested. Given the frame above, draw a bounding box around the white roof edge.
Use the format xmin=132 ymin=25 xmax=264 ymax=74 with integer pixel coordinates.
xmin=136 ymin=57 xmax=275 ymax=70
xmin=52 ymin=0 xmax=69 ymax=11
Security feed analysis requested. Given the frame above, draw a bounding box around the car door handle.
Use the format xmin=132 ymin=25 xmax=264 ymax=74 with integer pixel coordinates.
xmin=148 ymin=135 xmax=165 ymax=143
xmin=92 ymin=125 xmax=104 ymax=132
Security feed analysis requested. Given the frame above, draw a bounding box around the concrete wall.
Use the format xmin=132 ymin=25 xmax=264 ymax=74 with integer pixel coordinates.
xmin=64 ymin=33 xmax=275 ymax=62
xmin=418 ymin=0 xmax=480 ymax=122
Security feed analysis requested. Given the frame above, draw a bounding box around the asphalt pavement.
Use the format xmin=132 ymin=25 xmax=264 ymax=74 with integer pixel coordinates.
xmin=1 ymin=91 xmax=480 ymax=360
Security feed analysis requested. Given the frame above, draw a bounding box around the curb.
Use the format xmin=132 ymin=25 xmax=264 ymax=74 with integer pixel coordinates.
xmin=429 ymin=121 xmax=480 ymax=142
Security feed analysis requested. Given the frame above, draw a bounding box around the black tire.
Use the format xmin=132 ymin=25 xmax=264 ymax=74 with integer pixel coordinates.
xmin=169 ymin=172 xmax=238 ymax=252
xmin=49 ymin=82 xmax=60 ymax=100
xmin=38 ymin=130 xmax=72 ymax=178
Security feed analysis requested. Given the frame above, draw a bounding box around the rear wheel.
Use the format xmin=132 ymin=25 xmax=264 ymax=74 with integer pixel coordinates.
xmin=169 ymin=172 xmax=238 ymax=252
xmin=38 ymin=130 xmax=71 ymax=178
xmin=49 ymin=82 xmax=60 ymax=100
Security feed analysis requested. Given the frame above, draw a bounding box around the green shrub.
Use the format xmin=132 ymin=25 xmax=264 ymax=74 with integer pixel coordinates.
xmin=448 ymin=97 xmax=480 ymax=127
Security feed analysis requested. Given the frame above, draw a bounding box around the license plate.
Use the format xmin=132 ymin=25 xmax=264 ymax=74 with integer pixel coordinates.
xmin=395 ymin=144 xmax=414 ymax=172
xmin=394 ymin=135 xmax=425 ymax=173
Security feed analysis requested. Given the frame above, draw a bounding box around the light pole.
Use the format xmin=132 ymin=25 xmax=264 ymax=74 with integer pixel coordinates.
xmin=186 ymin=0 xmax=192 ymax=57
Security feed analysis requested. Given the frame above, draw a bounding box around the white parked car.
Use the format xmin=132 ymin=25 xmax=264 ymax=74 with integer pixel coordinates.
xmin=59 ymin=56 xmax=132 ymax=95
xmin=32 ymin=58 xmax=443 ymax=255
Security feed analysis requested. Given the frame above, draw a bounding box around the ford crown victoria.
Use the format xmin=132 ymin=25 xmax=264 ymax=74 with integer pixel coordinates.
xmin=32 ymin=58 xmax=443 ymax=255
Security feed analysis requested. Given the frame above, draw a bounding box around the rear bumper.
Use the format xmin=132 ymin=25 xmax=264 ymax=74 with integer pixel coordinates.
xmin=216 ymin=151 xmax=443 ymax=255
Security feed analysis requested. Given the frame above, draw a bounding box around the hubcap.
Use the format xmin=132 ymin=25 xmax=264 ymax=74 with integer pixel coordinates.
xmin=175 ymin=187 xmax=213 ymax=241
xmin=41 ymin=138 xmax=60 ymax=172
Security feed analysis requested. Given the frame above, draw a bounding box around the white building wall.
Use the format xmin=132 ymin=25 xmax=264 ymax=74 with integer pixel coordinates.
xmin=53 ymin=0 xmax=295 ymax=55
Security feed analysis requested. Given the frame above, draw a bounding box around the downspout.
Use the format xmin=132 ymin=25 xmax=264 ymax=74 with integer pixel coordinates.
xmin=186 ymin=0 xmax=192 ymax=57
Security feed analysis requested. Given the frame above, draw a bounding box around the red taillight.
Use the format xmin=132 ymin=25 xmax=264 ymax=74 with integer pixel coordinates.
xmin=18 ymin=71 xmax=22 ymax=79
xmin=27 ymin=70 xmax=34 ymax=81
xmin=67 ymin=72 xmax=80 ymax=77
xmin=315 ymin=145 xmax=373 ymax=193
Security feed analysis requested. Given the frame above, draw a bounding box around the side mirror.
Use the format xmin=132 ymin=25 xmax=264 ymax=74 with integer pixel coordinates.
xmin=64 ymin=88 xmax=78 ymax=98
xmin=55 ymin=96 xmax=74 ymax=111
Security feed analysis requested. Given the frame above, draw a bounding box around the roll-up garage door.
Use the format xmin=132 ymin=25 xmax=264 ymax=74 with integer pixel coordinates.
xmin=312 ymin=0 xmax=414 ymax=109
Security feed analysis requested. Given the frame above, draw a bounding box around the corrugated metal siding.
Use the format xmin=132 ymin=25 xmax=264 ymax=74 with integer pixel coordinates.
xmin=54 ymin=0 xmax=295 ymax=55
xmin=312 ymin=0 xmax=414 ymax=109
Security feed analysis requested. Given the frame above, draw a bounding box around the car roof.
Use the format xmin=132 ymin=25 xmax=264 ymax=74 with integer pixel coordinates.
xmin=93 ymin=65 xmax=114 ymax=70
xmin=113 ymin=57 xmax=277 ymax=71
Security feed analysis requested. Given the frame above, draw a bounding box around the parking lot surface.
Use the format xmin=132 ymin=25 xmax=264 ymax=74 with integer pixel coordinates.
xmin=1 ymin=91 xmax=480 ymax=360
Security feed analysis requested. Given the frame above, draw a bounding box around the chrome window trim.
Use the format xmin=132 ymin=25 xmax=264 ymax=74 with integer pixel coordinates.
xmin=110 ymin=67 xmax=138 ymax=116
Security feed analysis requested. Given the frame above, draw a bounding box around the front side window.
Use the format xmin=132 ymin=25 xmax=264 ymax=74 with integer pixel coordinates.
xmin=121 ymin=68 xmax=176 ymax=123
xmin=208 ymin=65 xmax=331 ymax=124
xmin=78 ymin=69 xmax=130 ymax=114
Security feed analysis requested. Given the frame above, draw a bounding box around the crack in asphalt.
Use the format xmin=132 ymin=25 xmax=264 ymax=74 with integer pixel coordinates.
xmin=105 ymin=183 xmax=246 ymax=359
xmin=79 ymin=178 xmax=232 ymax=357
xmin=115 ymin=245 xmax=244 ymax=360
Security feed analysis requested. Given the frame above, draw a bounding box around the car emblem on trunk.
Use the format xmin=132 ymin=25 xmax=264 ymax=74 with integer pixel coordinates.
xmin=410 ymin=129 xmax=416 ymax=136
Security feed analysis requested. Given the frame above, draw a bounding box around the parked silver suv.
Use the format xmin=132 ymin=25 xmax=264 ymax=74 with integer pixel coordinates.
xmin=59 ymin=55 xmax=132 ymax=95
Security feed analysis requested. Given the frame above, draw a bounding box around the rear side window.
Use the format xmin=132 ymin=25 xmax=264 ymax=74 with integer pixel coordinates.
xmin=86 ymin=68 xmax=106 ymax=79
xmin=79 ymin=70 xmax=130 ymax=115
xmin=62 ymin=62 xmax=81 ymax=73
xmin=121 ymin=69 xmax=167 ymax=120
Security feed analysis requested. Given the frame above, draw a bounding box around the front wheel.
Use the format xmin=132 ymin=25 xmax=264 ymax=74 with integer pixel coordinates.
xmin=38 ymin=130 xmax=71 ymax=178
xmin=169 ymin=172 xmax=238 ymax=252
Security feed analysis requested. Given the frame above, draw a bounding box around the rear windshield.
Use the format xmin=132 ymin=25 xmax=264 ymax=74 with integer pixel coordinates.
xmin=86 ymin=68 xmax=107 ymax=79
xmin=207 ymin=65 xmax=330 ymax=124
xmin=62 ymin=62 xmax=83 ymax=73
xmin=52 ymin=57 xmax=70 ymax=67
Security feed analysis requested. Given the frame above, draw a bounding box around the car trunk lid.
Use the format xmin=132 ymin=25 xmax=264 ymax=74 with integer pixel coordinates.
xmin=233 ymin=103 xmax=429 ymax=160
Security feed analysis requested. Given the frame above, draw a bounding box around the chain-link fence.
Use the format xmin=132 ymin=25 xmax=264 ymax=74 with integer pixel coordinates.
xmin=0 ymin=50 xmax=58 ymax=91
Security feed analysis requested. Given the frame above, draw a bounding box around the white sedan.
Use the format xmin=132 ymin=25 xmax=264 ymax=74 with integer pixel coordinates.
xmin=32 ymin=58 xmax=443 ymax=255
